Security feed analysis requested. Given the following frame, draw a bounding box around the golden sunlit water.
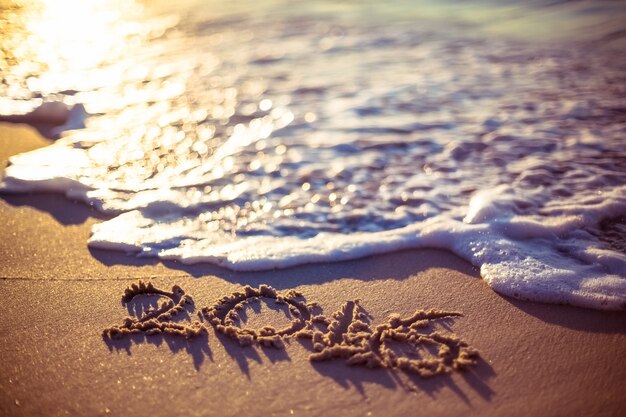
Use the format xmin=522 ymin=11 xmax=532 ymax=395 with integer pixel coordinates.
xmin=1 ymin=0 xmax=178 ymax=113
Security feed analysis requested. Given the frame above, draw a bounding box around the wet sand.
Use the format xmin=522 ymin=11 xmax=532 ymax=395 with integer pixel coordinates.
xmin=0 ymin=122 xmax=625 ymax=416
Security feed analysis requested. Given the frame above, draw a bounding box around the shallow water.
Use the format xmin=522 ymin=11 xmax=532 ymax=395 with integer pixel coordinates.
xmin=1 ymin=0 xmax=626 ymax=309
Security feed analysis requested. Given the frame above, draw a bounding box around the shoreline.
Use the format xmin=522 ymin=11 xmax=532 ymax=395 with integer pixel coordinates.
xmin=1 ymin=122 xmax=625 ymax=416
xmin=3 ymin=120 xmax=624 ymax=311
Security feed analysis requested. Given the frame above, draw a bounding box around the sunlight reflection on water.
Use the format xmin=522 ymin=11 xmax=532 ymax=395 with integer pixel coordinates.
xmin=0 ymin=0 xmax=177 ymax=113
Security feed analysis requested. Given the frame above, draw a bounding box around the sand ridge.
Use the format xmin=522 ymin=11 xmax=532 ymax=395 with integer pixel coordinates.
xmin=104 ymin=281 xmax=479 ymax=378
xmin=102 ymin=281 xmax=206 ymax=339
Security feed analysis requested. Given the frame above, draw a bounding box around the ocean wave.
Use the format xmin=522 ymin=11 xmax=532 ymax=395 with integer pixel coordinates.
xmin=1 ymin=0 xmax=625 ymax=310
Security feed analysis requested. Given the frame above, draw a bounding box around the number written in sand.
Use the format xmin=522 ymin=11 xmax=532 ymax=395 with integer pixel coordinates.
xmin=103 ymin=281 xmax=479 ymax=377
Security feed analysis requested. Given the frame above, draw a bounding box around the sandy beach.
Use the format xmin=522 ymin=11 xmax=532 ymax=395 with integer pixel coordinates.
xmin=0 ymin=122 xmax=624 ymax=416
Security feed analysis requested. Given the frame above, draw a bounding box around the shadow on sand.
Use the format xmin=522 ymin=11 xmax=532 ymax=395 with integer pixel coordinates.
xmin=2 ymin=193 xmax=112 ymax=225
xmin=104 ymin=331 xmax=213 ymax=371
xmin=88 ymin=244 xmax=481 ymax=290
xmin=504 ymin=297 xmax=626 ymax=334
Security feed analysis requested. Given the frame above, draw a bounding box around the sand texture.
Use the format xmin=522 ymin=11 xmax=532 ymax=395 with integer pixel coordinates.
xmin=1 ymin=123 xmax=625 ymax=417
